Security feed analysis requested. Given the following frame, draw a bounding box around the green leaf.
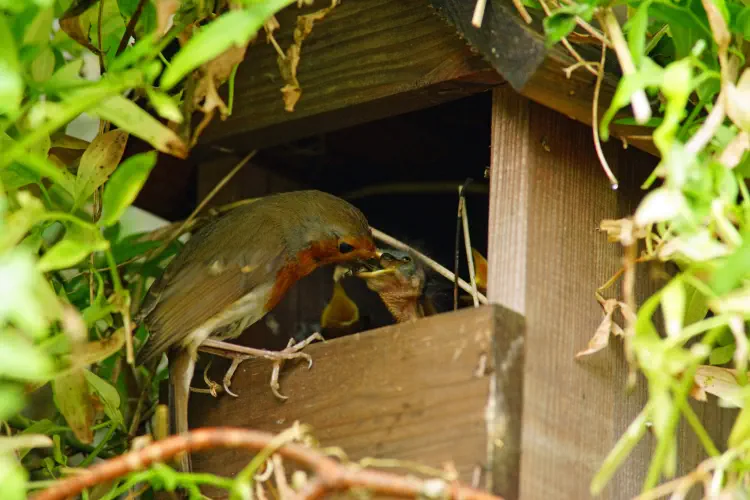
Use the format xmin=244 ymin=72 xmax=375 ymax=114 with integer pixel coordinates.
xmin=683 ymin=281 xmax=709 ymax=326
xmin=160 ymin=2 xmax=296 ymax=90
xmin=0 ymin=249 xmax=60 ymax=337
xmin=734 ymin=7 xmax=750 ymax=38
xmin=91 ymin=95 xmax=187 ymax=158
xmin=710 ymin=344 xmax=736 ymax=365
xmin=711 ymin=236 xmax=750 ymax=295
xmin=30 ymin=46 xmax=56 ymax=82
xmin=543 ymin=3 xmax=594 ymax=48
xmin=44 ymin=58 xmax=83 ymax=90
xmin=38 ymin=223 xmax=109 ymax=272
xmin=0 ymin=14 xmax=23 ymax=116
xmin=117 ymin=0 xmax=156 ymax=37
xmin=0 ymin=383 xmax=26 ymax=422
xmin=23 ymin=6 xmax=54 ymax=45
xmin=100 ymin=151 xmax=157 ymax=226
xmin=625 ymin=0 xmax=652 ymax=68
xmin=146 ymin=87 xmax=183 ymax=123
xmin=0 ymin=453 xmax=28 ymax=500
xmin=74 ymin=128 xmax=129 ymax=206
xmin=87 ymin=0 xmax=125 ymax=55
xmin=52 ymin=369 xmax=95 ymax=444
xmin=600 ymin=58 xmax=664 ymax=140
xmin=729 ymin=395 xmax=750 ymax=447
xmin=84 ymin=369 xmax=124 ymax=427
xmin=0 ymin=330 xmax=55 ymax=382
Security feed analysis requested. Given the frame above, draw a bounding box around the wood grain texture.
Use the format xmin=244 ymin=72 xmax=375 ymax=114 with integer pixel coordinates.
xmin=487 ymin=86 xmax=735 ymax=499
xmin=189 ymin=305 xmax=524 ymax=498
xmin=486 ymin=88 xmax=529 ymax=314
xmin=199 ymin=0 xmax=499 ymax=151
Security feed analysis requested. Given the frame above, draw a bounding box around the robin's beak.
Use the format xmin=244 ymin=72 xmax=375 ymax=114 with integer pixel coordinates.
xmin=332 ymin=265 xmax=352 ymax=283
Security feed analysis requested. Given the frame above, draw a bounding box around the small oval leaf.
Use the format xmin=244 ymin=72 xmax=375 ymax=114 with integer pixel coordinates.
xmin=100 ymin=151 xmax=158 ymax=227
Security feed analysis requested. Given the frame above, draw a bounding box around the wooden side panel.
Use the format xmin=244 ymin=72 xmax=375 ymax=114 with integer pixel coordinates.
xmin=190 ymin=305 xmax=524 ymax=498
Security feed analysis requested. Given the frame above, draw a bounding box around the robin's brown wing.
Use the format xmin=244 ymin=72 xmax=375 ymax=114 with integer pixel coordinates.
xmin=135 ymin=214 xmax=287 ymax=366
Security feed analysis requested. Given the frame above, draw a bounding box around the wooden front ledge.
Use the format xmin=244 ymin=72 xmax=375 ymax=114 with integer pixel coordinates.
xmin=189 ymin=305 xmax=525 ymax=499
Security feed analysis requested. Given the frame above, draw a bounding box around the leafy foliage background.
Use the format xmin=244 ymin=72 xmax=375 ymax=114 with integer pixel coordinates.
xmin=6 ymin=0 xmax=750 ymax=496
xmin=0 ymin=0 xmax=294 ymax=497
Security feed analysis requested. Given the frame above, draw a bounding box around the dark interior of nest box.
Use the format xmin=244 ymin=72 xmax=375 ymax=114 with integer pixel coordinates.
xmin=135 ymin=91 xmax=492 ymax=362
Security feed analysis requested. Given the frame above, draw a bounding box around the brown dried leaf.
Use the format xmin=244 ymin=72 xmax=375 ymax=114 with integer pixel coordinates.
xmin=156 ymin=0 xmax=180 ymax=36
xmin=692 ymin=365 xmax=746 ymax=407
xmin=277 ymin=0 xmax=340 ymax=112
xmin=576 ymin=299 xmax=623 ymax=358
xmin=701 ymin=0 xmax=730 ymax=55
xmin=193 ymin=44 xmax=248 ymax=109
xmin=59 ymin=15 xmax=100 ymax=54
xmin=281 ymin=83 xmax=302 ymax=111
xmin=75 ymin=129 xmax=129 ymax=205
xmin=68 ymin=329 xmax=125 ymax=369
xmin=265 ymin=15 xmax=280 ymax=35
xmin=725 ymin=69 xmax=750 ymax=132
xmin=599 ymin=218 xmax=645 ymax=246
xmin=52 ymin=370 xmax=95 ymax=443
xmin=189 ymin=36 xmax=250 ymax=144
xmin=719 ymin=131 xmax=750 ymax=168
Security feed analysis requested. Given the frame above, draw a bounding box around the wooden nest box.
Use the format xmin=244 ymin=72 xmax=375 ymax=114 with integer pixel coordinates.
xmin=131 ymin=0 xmax=735 ymax=498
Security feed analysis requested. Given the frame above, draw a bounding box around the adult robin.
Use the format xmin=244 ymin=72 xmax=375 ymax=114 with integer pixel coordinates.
xmin=134 ymin=190 xmax=379 ymax=471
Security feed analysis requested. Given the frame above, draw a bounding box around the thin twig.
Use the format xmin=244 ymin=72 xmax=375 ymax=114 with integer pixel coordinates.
xmin=459 ymin=184 xmax=480 ymax=307
xmin=97 ymin=0 xmax=105 ymax=72
xmin=561 ymin=40 xmax=599 ymax=76
xmin=32 ymin=427 xmax=503 ymax=500
xmin=453 ymin=189 xmax=463 ymax=311
xmin=371 ymin=227 xmax=489 ymax=305
xmin=116 ymin=0 xmax=148 ymax=56
xmin=592 ymin=42 xmax=619 ymax=189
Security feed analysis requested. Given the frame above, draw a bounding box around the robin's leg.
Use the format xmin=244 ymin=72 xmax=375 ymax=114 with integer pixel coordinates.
xmin=169 ymin=350 xmax=195 ymax=474
xmin=197 ymin=332 xmax=324 ymax=399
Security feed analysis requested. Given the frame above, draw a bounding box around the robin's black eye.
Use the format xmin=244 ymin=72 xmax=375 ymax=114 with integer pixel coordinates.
xmin=339 ymin=242 xmax=355 ymax=254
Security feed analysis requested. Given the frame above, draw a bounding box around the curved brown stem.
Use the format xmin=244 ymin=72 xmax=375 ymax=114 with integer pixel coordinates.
xmin=32 ymin=427 xmax=503 ymax=500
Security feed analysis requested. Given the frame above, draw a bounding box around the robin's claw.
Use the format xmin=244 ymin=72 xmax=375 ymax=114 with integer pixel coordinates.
xmin=198 ymin=334 xmax=324 ymax=401
xmin=223 ymin=354 xmax=252 ymax=397
xmin=189 ymin=358 xmax=224 ymax=397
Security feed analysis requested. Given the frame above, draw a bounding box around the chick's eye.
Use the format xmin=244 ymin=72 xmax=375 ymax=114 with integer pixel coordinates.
xmin=338 ymin=242 xmax=355 ymax=254
xmin=402 ymin=256 xmax=412 ymax=263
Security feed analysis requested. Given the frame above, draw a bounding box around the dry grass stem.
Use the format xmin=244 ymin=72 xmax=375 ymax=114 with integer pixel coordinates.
xmin=459 ymin=188 xmax=480 ymax=307
xmin=592 ymin=43 xmax=619 ymax=189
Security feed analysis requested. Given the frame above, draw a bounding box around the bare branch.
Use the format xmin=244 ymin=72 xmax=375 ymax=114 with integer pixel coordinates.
xmin=32 ymin=427 xmax=503 ymax=500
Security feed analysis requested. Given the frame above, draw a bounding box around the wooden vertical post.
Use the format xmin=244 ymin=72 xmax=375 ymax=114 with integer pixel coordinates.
xmin=487 ymin=86 xmax=737 ymax=498
xmin=487 ymin=86 xmax=648 ymax=499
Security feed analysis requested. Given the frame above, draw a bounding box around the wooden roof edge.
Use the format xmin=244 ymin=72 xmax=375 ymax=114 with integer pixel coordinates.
xmin=193 ymin=0 xmax=657 ymax=160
